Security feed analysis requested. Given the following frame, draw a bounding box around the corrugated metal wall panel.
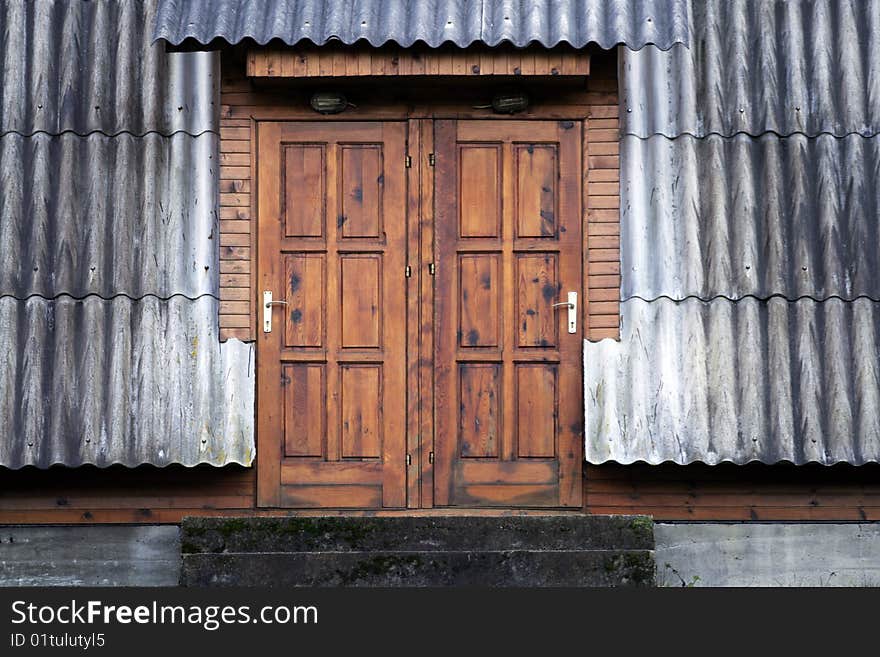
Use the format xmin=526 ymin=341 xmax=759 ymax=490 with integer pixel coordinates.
xmin=586 ymin=0 xmax=880 ymax=466
xmin=0 ymin=0 xmax=252 ymax=468
xmin=620 ymin=133 xmax=880 ymax=302
xmin=0 ymin=133 xmax=217 ymax=299
xmin=621 ymin=0 xmax=880 ymax=138
xmin=586 ymin=297 xmax=880 ymax=466
xmin=152 ymin=0 xmax=690 ymax=50
xmin=0 ymin=0 xmax=216 ymax=135
xmin=0 ymin=296 xmax=254 ymax=469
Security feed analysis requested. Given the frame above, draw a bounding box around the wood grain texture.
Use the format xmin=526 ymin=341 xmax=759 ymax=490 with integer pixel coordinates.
xmin=248 ymin=45 xmax=589 ymax=78
xmin=434 ymin=119 xmax=583 ymax=508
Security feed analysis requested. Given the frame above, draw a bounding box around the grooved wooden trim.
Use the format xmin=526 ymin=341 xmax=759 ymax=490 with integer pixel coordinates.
xmin=585 ymin=90 xmax=620 ymax=342
xmin=248 ymin=45 xmax=590 ymax=78
xmin=219 ymin=112 xmax=255 ymax=341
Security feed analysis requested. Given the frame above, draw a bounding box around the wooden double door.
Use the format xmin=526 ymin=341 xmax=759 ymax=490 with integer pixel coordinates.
xmin=257 ymin=119 xmax=583 ymax=509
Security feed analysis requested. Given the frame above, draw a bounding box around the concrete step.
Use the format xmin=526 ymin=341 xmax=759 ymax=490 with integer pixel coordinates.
xmin=181 ymin=549 xmax=654 ymax=587
xmin=180 ymin=515 xmax=654 ymax=554
xmin=179 ymin=516 xmax=655 ymax=587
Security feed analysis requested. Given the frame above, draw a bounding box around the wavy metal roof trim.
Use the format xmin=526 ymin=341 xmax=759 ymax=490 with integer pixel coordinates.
xmin=152 ymin=0 xmax=690 ymax=50
xmin=585 ymin=297 xmax=880 ymax=466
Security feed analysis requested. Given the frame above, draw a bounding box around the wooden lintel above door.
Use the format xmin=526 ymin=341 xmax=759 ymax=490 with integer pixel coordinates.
xmin=247 ymin=44 xmax=590 ymax=78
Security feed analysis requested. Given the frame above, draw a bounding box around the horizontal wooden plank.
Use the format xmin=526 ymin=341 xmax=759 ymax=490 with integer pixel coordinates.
xmin=458 ymin=461 xmax=557 ymax=485
xmin=220 ymin=233 xmax=250 ymax=247
xmin=587 ymin=222 xmax=619 ymax=236
xmin=588 ymin=169 xmax=619 ymax=182
xmin=220 ymin=192 xmax=251 ymax=207
xmin=587 ymin=118 xmax=619 ymax=130
xmin=587 ymin=328 xmax=620 ymax=341
xmin=588 ymin=128 xmax=619 ymax=143
xmin=220 ymin=179 xmax=251 ymax=193
xmin=587 ymin=234 xmax=619 ymax=249
xmin=588 ymin=195 xmax=620 ymax=209
xmin=588 ymin=261 xmax=620 ymax=275
xmin=220 ymin=288 xmax=252 ymax=303
xmin=588 ymin=248 xmax=619 ymax=263
xmin=220 ymin=140 xmax=250 ymax=153
xmin=281 ymin=462 xmax=383 ymax=486
xmin=588 ymin=142 xmax=618 ymax=156
xmin=589 ymin=301 xmax=619 ymax=315
xmin=220 ymin=207 xmax=251 ymax=220
xmin=589 ymin=314 xmax=619 ymax=329
xmin=588 ymin=274 xmax=621 ymax=288
xmin=588 ymin=155 xmax=619 ymax=169
xmin=220 ymin=219 xmax=252 ymax=233
xmin=220 ymin=301 xmax=251 ymax=315
xmin=220 ymin=152 xmax=250 ymax=166
xmin=220 ymin=274 xmax=250 ymax=287
xmin=220 ymin=328 xmax=253 ymax=342
xmin=221 ymin=245 xmax=250 ymax=259
xmin=587 ymin=288 xmax=619 ymax=302
xmin=588 ymin=105 xmax=619 ymax=119
xmin=588 ymin=182 xmax=619 ymax=196
xmin=219 ymin=314 xmax=251 ymax=328
xmin=222 ymin=127 xmax=251 ymax=140
xmin=220 ymin=260 xmax=250 ymax=274
xmin=219 ymin=116 xmax=252 ymax=126
xmin=220 ymin=166 xmax=251 ymax=180
xmin=587 ymin=209 xmax=619 ymax=222
xmin=280 ymin=485 xmax=383 ymax=509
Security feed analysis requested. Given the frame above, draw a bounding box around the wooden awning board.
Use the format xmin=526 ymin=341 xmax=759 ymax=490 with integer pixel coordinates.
xmin=247 ymin=44 xmax=590 ymax=78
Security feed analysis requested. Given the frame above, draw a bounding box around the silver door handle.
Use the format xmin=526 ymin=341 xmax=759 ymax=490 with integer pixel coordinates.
xmin=263 ymin=291 xmax=288 ymax=333
xmin=552 ymin=292 xmax=577 ymax=333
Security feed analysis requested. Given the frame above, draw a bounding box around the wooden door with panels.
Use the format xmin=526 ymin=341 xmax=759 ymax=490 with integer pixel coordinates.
xmin=257 ymin=122 xmax=408 ymax=508
xmin=432 ymin=120 xmax=584 ymax=507
xmin=257 ymin=118 xmax=584 ymax=509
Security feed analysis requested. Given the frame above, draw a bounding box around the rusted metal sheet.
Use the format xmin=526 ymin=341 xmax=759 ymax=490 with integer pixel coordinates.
xmin=0 ymin=296 xmax=254 ymax=469
xmin=152 ymin=0 xmax=690 ymax=50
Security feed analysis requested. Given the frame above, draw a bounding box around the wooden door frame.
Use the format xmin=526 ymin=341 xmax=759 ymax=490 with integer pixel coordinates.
xmin=251 ymin=96 xmax=593 ymax=510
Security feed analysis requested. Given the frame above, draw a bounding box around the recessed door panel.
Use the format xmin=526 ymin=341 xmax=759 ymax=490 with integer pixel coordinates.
xmin=434 ymin=119 xmax=583 ymax=508
xmin=258 ymin=122 xmax=407 ymax=509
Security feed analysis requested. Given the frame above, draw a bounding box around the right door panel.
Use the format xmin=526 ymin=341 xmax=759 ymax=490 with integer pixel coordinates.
xmin=433 ymin=120 xmax=584 ymax=507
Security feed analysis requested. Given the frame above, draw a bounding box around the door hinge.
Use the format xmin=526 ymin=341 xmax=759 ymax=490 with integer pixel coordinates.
xmin=428 ymin=451 xmax=434 ymax=464
xmin=405 ymin=265 xmax=412 ymax=278
xmin=428 ymin=263 xmax=436 ymax=275
xmin=406 ymin=454 xmax=412 ymax=466
xmin=405 ymin=155 xmax=412 ymax=168
xmin=428 ymin=153 xmax=435 ymax=166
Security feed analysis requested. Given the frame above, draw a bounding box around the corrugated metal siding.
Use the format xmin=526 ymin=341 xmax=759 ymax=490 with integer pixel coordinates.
xmin=0 ymin=0 xmax=253 ymax=468
xmin=152 ymin=0 xmax=690 ymax=50
xmin=586 ymin=298 xmax=880 ymax=466
xmin=621 ymin=0 xmax=880 ymax=138
xmin=0 ymin=297 xmax=253 ymax=468
xmin=0 ymin=0 xmax=215 ymax=135
xmin=0 ymin=133 xmax=217 ymax=299
xmin=620 ymin=134 xmax=880 ymax=302
xmin=586 ymin=0 xmax=880 ymax=466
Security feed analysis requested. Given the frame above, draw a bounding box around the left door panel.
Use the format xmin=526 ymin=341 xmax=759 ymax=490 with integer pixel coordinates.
xmin=257 ymin=122 xmax=408 ymax=508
